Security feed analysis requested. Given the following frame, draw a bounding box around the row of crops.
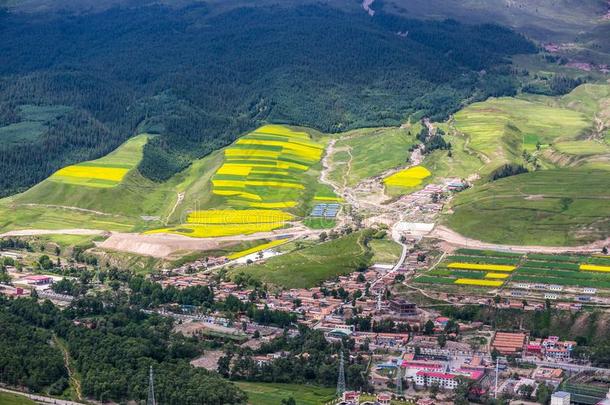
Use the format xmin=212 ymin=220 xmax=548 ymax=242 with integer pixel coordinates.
xmin=148 ymin=125 xmax=332 ymax=238
xmin=414 ymin=248 xmax=610 ymax=290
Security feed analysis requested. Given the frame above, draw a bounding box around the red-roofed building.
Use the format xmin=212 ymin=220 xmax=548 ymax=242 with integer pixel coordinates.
xmin=23 ymin=275 xmax=54 ymax=285
xmin=376 ymin=392 xmax=392 ymax=404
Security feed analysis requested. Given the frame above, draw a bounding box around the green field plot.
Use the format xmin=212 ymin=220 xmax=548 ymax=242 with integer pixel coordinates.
xmin=454 ymin=248 xmax=523 ymax=258
xmin=522 ymin=261 xmax=580 ymax=270
xmin=229 ymin=232 xmax=371 ymax=288
xmin=445 ymin=169 xmax=610 ymax=246
xmin=554 ymin=140 xmax=610 ymax=156
xmin=511 ymin=275 xmax=610 ymax=289
xmin=329 ymin=127 xmax=417 ymax=186
xmin=526 ymin=253 xmax=583 ymax=262
xmin=413 ymin=275 xmax=457 ymax=285
xmin=235 ymin=382 xmax=335 ymax=405
xmin=446 ymin=255 xmax=520 ymax=265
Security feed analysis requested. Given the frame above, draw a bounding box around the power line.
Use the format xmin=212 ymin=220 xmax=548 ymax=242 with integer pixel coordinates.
xmin=147 ymin=365 xmax=156 ymax=405
xmin=336 ymin=348 xmax=346 ymax=397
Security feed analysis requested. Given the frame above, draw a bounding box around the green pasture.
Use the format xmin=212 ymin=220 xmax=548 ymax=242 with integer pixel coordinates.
xmin=235 ymin=382 xmax=335 ymax=405
xmin=0 ymin=392 xmax=36 ymax=405
xmin=369 ymin=237 xmax=403 ymax=264
xmin=230 ymin=231 xmax=371 ymax=288
xmin=329 ymin=127 xmax=418 ymax=186
xmin=445 ymin=169 xmax=610 ymax=246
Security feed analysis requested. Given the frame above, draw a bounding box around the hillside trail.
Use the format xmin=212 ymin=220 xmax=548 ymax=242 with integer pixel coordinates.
xmin=430 ymin=225 xmax=610 ymax=253
xmin=21 ymin=203 xmax=114 ymax=217
xmin=53 ymin=335 xmax=83 ymax=402
xmin=0 ymin=228 xmax=106 ymax=237
xmin=165 ymin=192 xmax=184 ymax=225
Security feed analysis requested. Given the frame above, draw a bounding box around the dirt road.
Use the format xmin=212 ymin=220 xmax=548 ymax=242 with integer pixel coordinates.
xmin=0 ymin=229 xmax=106 ymax=237
xmin=429 ymin=225 xmax=609 ymax=253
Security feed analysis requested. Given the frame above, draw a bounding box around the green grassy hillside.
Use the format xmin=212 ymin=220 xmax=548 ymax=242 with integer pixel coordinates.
xmin=229 ymin=232 xmax=371 ymax=288
xmin=328 ymin=126 xmax=419 ymax=186
xmin=453 ymin=97 xmax=590 ymax=173
xmin=445 ymin=169 xmax=610 ymax=246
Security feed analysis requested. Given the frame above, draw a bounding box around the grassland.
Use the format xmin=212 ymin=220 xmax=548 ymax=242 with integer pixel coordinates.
xmin=0 ymin=392 xmax=36 ymax=405
xmin=453 ymin=97 xmax=590 ymax=173
xmin=444 ymin=169 xmax=610 ymax=246
xmin=230 ymin=232 xmax=371 ymax=288
xmin=369 ymin=237 xmax=403 ymax=264
xmin=328 ymin=127 xmax=418 ymax=186
xmin=422 ymin=129 xmax=486 ymax=181
xmin=235 ymin=382 xmax=335 ymax=405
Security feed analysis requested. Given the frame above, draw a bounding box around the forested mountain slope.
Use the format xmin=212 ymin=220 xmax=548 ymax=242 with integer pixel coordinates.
xmin=0 ymin=2 xmax=535 ymax=195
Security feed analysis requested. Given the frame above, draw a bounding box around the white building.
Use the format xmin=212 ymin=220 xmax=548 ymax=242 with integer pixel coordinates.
xmin=550 ymin=391 xmax=570 ymax=405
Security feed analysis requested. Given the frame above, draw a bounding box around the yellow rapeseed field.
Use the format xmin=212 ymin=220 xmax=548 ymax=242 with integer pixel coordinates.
xmin=313 ymin=196 xmax=344 ymax=202
xmin=227 ymin=239 xmax=288 ymax=260
xmin=246 ymin=201 xmax=298 ymax=208
xmin=216 ymin=164 xmax=253 ymax=176
xmin=448 ymin=262 xmax=516 ymax=272
xmin=54 ymin=165 xmax=129 ymax=182
xmin=485 ymin=273 xmax=510 ymax=279
xmin=236 ymin=139 xmax=322 ymax=161
xmin=225 ymin=149 xmax=281 ymax=159
xmin=146 ymin=223 xmax=283 ymax=238
xmin=580 ymin=264 xmax=610 ymax=272
xmin=454 ymin=278 xmax=504 ymax=287
xmin=187 ymin=209 xmax=293 ymax=224
xmin=212 ymin=189 xmax=262 ymax=201
xmin=383 ymin=166 xmax=431 ymax=188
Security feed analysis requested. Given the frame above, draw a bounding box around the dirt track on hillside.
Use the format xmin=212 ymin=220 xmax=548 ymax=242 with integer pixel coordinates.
xmin=0 ymin=229 xmax=106 ymax=237
xmin=429 ymin=225 xmax=609 ymax=253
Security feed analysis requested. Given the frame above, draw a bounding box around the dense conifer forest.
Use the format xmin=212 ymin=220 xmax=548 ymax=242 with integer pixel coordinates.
xmin=0 ymin=3 xmax=535 ymax=193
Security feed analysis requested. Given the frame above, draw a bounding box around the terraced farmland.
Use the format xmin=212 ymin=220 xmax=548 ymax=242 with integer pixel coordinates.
xmin=211 ymin=125 xmax=324 ymax=209
xmin=414 ymin=249 xmax=523 ymax=290
xmin=414 ymin=249 xmax=610 ymax=292
xmin=146 ymin=209 xmax=293 ymax=238
xmin=147 ymin=125 xmax=328 ymax=238
xmin=453 ymin=97 xmax=589 ymax=172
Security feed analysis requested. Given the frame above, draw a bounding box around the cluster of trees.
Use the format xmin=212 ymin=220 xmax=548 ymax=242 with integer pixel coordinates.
xmin=219 ymin=327 xmax=369 ymax=391
xmin=0 ymin=3 xmax=536 ymax=192
xmin=0 ymin=298 xmax=67 ymax=393
xmin=489 ymin=163 xmax=529 ymax=181
xmin=129 ymin=275 xmax=215 ymax=308
xmin=417 ymin=126 xmax=452 ymax=154
xmin=0 ymin=295 xmax=247 ymax=404
xmin=523 ymin=74 xmax=585 ymax=96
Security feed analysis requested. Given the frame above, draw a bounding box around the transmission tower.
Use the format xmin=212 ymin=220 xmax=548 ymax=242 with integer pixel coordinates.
xmin=336 ymin=349 xmax=346 ymax=397
xmin=395 ymin=366 xmax=403 ymax=396
xmin=147 ymin=365 xmax=156 ymax=405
